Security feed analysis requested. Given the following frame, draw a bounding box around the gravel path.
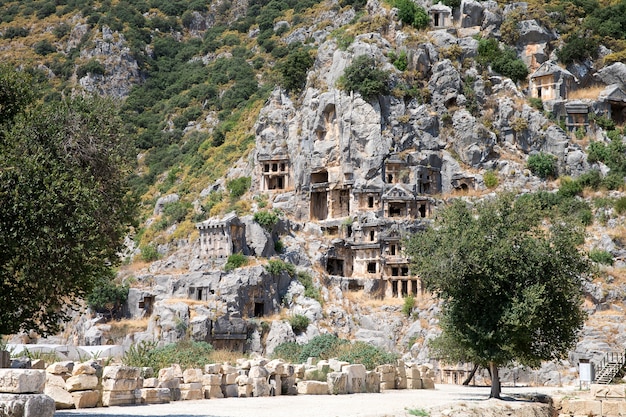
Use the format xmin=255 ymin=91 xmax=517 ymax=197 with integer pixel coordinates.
xmin=54 ymin=384 xmax=576 ymax=417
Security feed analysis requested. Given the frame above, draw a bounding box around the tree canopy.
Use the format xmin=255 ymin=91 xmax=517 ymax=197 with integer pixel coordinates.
xmin=0 ymin=66 xmax=136 ymax=336
xmin=406 ymin=194 xmax=590 ymax=398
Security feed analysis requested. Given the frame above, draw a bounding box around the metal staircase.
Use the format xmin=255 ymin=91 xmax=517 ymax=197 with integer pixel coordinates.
xmin=594 ymin=351 xmax=626 ymax=384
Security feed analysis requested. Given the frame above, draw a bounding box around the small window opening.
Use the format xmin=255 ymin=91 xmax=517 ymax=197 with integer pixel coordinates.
xmin=254 ymin=302 xmax=264 ymax=317
xmin=367 ymin=262 xmax=376 ymax=274
xmin=368 ymin=196 xmax=374 ymax=208
xmin=369 ymin=230 xmax=375 ymax=241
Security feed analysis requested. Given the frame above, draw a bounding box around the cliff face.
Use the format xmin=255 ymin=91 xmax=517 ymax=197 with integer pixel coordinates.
xmin=4 ymin=0 xmax=626 ymax=385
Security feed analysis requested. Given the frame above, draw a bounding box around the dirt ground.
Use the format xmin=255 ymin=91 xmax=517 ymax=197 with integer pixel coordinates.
xmin=54 ymin=384 xmax=577 ymax=417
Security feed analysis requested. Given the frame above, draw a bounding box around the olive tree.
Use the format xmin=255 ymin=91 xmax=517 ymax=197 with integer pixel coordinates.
xmin=406 ymin=194 xmax=590 ymax=398
xmin=0 ymin=66 xmax=136 ymax=336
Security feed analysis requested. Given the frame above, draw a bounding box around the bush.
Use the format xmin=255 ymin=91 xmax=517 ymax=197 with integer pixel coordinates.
xmin=140 ymin=244 xmax=160 ymax=262
xmin=278 ymin=48 xmax=315 ymax=92
xmin=86 ymin=280 xmax=129 ymax=319
xmin=254 ymin=209 xmax=280 ymax=230
xmin=589 ymin=249 xmax=613 ymax=266
xmin=3 ymin=26 xmax=29 ymax=39
xmin=527 ymin=152 xmax=556 ymax=179
xmin=77 ymin=60 xmax=105 ymax=78
xmin=297 ymin=272 xmax=322 ymax=303
xmin=528 ymin=97 xmax=543 ymax=111
xmin=123 ymin=340 xmax=214 ymax=373
xmin=394 ymin=0 xmax=429 ymax=29
xmin=33 ymin=40 xmax=56 ymax=56
xmin=225 ymin=253 xmax=248 ymax=272
xmin=297 ymin=334 xmax=349 ymax=363
xmin=483 ymin=170 xmax=498 ymax=188
xmin=557 ymin=34 xmax=598 ymax=65
xmin=289 ymin=314 xmax=310 ymax=334
xmin=271 ymin=341 xmax=302 ymax=363
xmin=577 ymin=170 xmax=602 ymax=190
xmin=558 ymin=177 xmax=583 ymax=198
xmin=336 ymin=341 xmax=398 ymax=370
xmin=339 ymin=55 xmax=389 ymax=100
xmin=477 ymin=38 xmax=528 ymax=83
xmin=402 ymin=294 xmax=415 ymax=317
xmin=265 ymin=259 xmax=296 ymax=276
xmin=615 ymin=197 xmax=626 ymax=214
xmin=227 ymin=176 xmax=251 ymax=199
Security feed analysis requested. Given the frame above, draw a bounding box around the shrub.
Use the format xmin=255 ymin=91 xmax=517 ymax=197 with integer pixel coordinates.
xmin=477 ymin=38 xmax=528 ymax=83
xmin=297 ymin=271 xmax=322 ymax=303
xmin=77 ymin=60 xmax=105 ymax=78
xmin=602 ymin=172 xmax=624 ymax=190
xmin=33 ymin=40 xmax=57 ymax=56
xmin=587 ymin=141 xmax=609 ymax=164
xmin=278 ymin=48 xmax=314 ymax=92
xmin=336 ymin=341 xmax=398 ymax=370
xmin=227 ymin=176 xmax=251 ymax=199
xmin=289 ymin=314 xmax=310 ymax=334
xmin=140 ymin=244 xmax=160 ymax=262
xmin=589 ymin=249 xmax=613 ymax=266
xmin=558 ymin=177 xmax=583 ymax=198
xmin=401 ymin=294 xmax=415 ymax=317
xmin=297 ymin=334 xmax=349 ymax=363
xmin=86 ymin=280 xmax=129 ymax=319
xmin=615 ymin=197 xmax=626 ymax=214
xmin=338 ymin=55 xmax=390 ymax=100
xmin=483 ymin=170 xmax=498 ymax=188
xmin=123 ymin=340 xmax=214 ymax=373
xmin=271 ymin=341 xmax=302 ymax=362
xmin=527 ymin=152 xmax=556 ymax=179
xmin=3 ymin=26 xmax=29 ymax=39
xmin=389 ymin=50 xmax=408 ymax=71
xmin=577 ymin=170 xmax=602 ymax=190
xmin=225 ymin=253 xmax=248 ymax=272
xmin=53 ymin=23 xmax=71 ymax=39
xmin=265 ymin=259 xmax=296 ymax=276
xmin=254 ymin=209 xmax=280 ymax=230
xmin=528 ymin=97 xmax=543 ymax=111
xmin=557 ymin=34 xmax=598 ymax=65
xmin=394 ymin=0 xmax=429 ymax=29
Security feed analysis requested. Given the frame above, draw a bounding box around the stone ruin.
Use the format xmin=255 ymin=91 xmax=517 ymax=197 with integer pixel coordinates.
xmin=0 ymin=356 xmax=436 ymax=414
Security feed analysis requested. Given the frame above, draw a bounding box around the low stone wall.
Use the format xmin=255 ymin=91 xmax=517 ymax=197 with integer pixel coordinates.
xmin=0 ymin=357 xmax=435 ymax=412
xmin=553 ymin=384 xmax=626 ymax=417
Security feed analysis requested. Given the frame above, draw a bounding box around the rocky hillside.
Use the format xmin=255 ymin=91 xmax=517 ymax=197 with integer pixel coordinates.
xmin=4 ymin=0 xmax=626 ymax=384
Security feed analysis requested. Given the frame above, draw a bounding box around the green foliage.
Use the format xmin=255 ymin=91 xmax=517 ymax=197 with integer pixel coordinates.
xmin=393 ymin=0 xmax=429 ymax=29
xmin=388 ymin=50 xmax=408 ymax=71
xmin=297 ymin=271 xmax=322 ymax=303
xmin=33 ymin=40 xmax=56 ymax=56
xmin=298 ymin=334 xmax=349 ymax=363
xmin=155 ymin=201 xmax=191 ymax=230
xmin=278 ymin=47 xmax=314 ymax=92
xmin=227 ymin=176 xmax=251 ymax=199
xmin=589 ymin=249 xmax=613 ymax=266
xmin=86 ymin=278 xmax=129 ymax=319
xmin=527 ymin=152 xmax=556 ymax=179
xmin=556 ymin=34 xmax=598 ymax=64
xmin=402 ymin=294 xmax=415 ymax=317
xmin=225 ymin=253 xmax=248 ymax=272
xmin=615 ymin=197 xmax=626 ymax=214
xmin=289 ymin=314 xmax=310 ymax=333
xmin=407 ymin=409 xmax=430 ymax=417
xmin=339 ymin=0 xmax=367 ymax=11
xmin=123 ymin=340 xmax=214 ymax=373
xmin=557 ymin=177 xmax=583 ymax=198
xmin=77 ymin=60 xmax=106 ymax=78
xmin=528 ymin=97 xmax=543 ymax=111
xmin=265 ymin=259 xmax=296 ymax=276
xmin=477 ymin=38 xmax=528 ymax=83
xmin=336 ymin=341 xmax=398 ymax=370
xmin=339 ymin=55 xmax=390 ymax=100
xmin=577 ymin=170 xmax=602 ymax=190
xmin=254 ymin=209 xmax=280 ymax=230
xmin=2 ymin=26 xmax=29 ymax=39
xmin=406 ymin=194 xmax=590 ymax=398
xmin=0 ymin=69 xmax=136 ymax=336
xmin=140 ymin=244 xmax=161 ymax=262
xmin=483 ymin=171 xmax=498 ymax=189
xmin=271 ymin=341 xmax=302 ymax=363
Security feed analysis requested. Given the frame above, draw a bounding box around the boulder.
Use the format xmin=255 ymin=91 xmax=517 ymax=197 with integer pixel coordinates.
xmin=182 ymin=368 xmax=203 ymax=384
xmin=71 ymin=390 xmax=100 ymax=409
xmin=0 ymin=370 xmax=45 ymax=394
xmin=296 ymin=380 xmax=328 ymax=395
xmin=344 ymin=364 xmax=366 ymax=394
xmin=43 ymin=385 xmax=74 ymax=409
xmin=65 ymin=375 xmax=99 ymax=392
xmin=595 ymin=63 xmax=626 ymax=88
xmin=0 ymin=393 xmax=55 ymax=417
xmin=461 ymin=0 xmax=485 ymax=27
xmin=102 ymin=366 xmax=140 ymax=381
xmin=326 ymin=372 xmax=347 ymax=395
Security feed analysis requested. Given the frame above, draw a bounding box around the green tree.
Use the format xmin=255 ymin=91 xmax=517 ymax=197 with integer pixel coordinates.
xmin=339 ymin=55 xmax=389 ymax=100
xmin=278 ymin=48 xmax=314 ymax=93
xmin=86 ymin=277 xmax=129 ymax=319
xmin=0 ymin=66 xmax=136 ymax=336
xmin=406 ymin=194 xmax=590 ymax=399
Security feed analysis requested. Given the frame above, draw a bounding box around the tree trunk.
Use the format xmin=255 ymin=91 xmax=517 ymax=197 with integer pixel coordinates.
xmin=462 ymin=364 xmax=479 ymax=386
xmin=489 ymin=362 xmax=501 ymax=399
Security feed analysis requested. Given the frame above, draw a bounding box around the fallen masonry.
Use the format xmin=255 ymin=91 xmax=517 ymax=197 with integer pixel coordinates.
xmin=0 ymin=358 xmax=435 ymax=413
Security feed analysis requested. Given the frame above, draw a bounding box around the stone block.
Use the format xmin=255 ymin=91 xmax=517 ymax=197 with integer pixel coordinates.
xmin=294 ymin=365 xmax=306 ymax=379
xmin=202 ymin=374 xmax=222 ymax=386
xmin=0 ymin=393 xmax=55 ymax=417
xmin=204 ymin=385 xmax=224 ymax=399
xmin=365 ymin=371 xmax=380 ymax=393
xmin=421 ymin=377 xmax=435 ymax=389
xmin=102 ymin=366 xmax=140 ymax=381
xmin=141 ymin=367 xmax=154 ymax=379
xmin=221 ymin=365 xmax=237 ymax=374
xmin=380 ymin=381 xmax=393 ymax=391
xmin=601 ymin=400 xmax=626 ymax=416
xmin=395 ymin=363 xmax=407 ymax=389
xmin=45 ymin=362 xmax=73 ymax=376
xmin=406 ymin=366 xmax=421 ymax=380
xmin=71 ymin=390 xmax=100 ymax=409
xmin=329 ymin=359 xmax=350 ymax=372
xmin=327 ymin=372 xmax=347 ymax=395
xmin=101 ymin=390 xmax=137 ymax=407
xmin=101 ymin=378 xmax=138 ymax=392
xmin=222 ymin=384 xmax=238 ymax=398
xmin=169 ymin=388 xmax=181 ymax=402
xmin=204 ymin=364 xmax=222 ymax=374
xmin=297 ymin=381 xmax=328 ymax=395
xmin=407 ymin=378 xmax=423 ymax=390
xmin=45 ymin=374 xmax=67 ymax=389
xmin=251 ymin=377 xmax=270 ymax=397
xmin=281 ymin=375 xmax=297 ymax=396
xmin=266 ymin=360 xmax=286 ymax=376
xmin=143 ymin=377 xmax=158 ymax=388
xmin=565 ymin=399 xmax=602 ymax=416
xmin=72 ymin=363 xmax=96 ymax=376
xmin=224 ymin=372 xmax=238 ymax=385
xmin=182 ymin=368 xmax=203 ymax=384
xmin=180 ymin=387 xmax=202 ymax=401
xmin=237 ymin=383 xmax=253 ymax=398
xmin=0 ymin=370 xmax=46 ymax=394
xmin=180 ymin=382 xmax=202 ymax=391
xmin=158 ymin=367 xmax=182 ymax=382
xmin=418 ymin=364 xmax=434 ymax=379
xmin=43 ymin=385 xmax=74 ymax=409
xmin=158 ymin=378 xmax=180 ymax=390
xmin=249 ymin=366 xmax=269 ymax=379
xmin=591 ymin=384 xmax=626 ymax=399
xmin=0 ymin=352 xmax=10 ymax=369
xmin=140 ymin=388 xmax=170 ymax=404
xmin=344 ymin=364 xmax=366 ymax=394
xmin=30 ymin=360 xmax=45 ymax=370
xmin=65 ymin=374 xmax=99 ymax=392
xmin=235 ymin=375 xmax=251 ymax=386
xmin=269 ymin=375 xmax=281 ymax=396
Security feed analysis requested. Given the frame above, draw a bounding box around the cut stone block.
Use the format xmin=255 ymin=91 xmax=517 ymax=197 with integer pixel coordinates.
xmin=71 ymin=390 xmax=100 ymax=409
xmin=101 ymin=378 xmax=138 ymax=392
xmin=421 ymin=377 xmax=435 ymax=389
xmin=297 ymin=381 xmax=328 ymax=395
xmin=223 ymin=373 xmax=238 ymax=385
xmin=45 ymin=362 xmax=73 ymax=376
xmin=222 ymin=384 xmax=238 ymax=398
xmin=251 ymin=377 xmax=270 ymax=397
xmin=43 ymin=385 xmax=74 ymax=409
xmin=204 ymin=385 xmax=224 ymax=399
xmin=143 ymin=377 xmax=158 ymax=388
xmin=102 ymin=366 xmax=140 ymax=380
xmin=180 ymin=388 xmax=202 ymax=401
xmin=327 ymin=372 xmax=347 ymax=395
xmin=72 ymin=363 xmax=97 ymax=376
xmin=65 ymin=375 xmax=99 ymax=392
xmin=0 ymin=393 xmax=55 ymax=417
xmin=565 ymin=399 xmax=601 ymax=416
xmin=365 ymin=371 xmax=380 ymax=393
xmin=237 ymin=384 xmax=252 ymax=398
xmin=591 ymin=384 xmax=626 ymax=399
xmin=182 ymin=369 xmax=203 ymax=384
xmin=204 ymin=364 xmax=221 ymax=374
xmin=45 ymin=374 xmax=66 ymax=390
xmin=140 ymin=388 xmax=170 ymax=404
xmin=344 ymin=364 xmax=366 ymax=394
xmin=202 ymin=374 xmax=222 ymax=386
xmin=0 ymin=370 xmax=46 ymax=394
xmin=101 ymin=390 xmax=138 ymax=407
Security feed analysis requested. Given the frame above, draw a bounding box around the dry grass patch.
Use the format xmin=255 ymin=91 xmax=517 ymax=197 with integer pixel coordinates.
xmin=344 ymin=289 xmax=404 ymax=309
xmin=208 ymin=349 xmax=246 ymax=365
xmin=569 ymin=85 xmax=605 ymax=100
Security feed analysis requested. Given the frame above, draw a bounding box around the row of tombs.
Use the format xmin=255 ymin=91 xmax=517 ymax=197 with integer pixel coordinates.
xmin=195 ymin=155 xmax=475 ymax=299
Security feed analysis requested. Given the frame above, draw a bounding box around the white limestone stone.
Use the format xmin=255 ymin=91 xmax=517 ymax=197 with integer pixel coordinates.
xmin=0 ymin=369 xmax=46 ymax=394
